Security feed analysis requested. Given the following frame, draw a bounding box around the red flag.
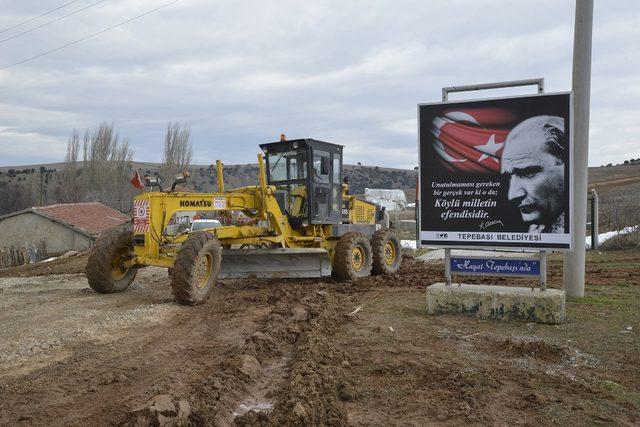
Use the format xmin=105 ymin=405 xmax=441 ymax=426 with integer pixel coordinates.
xmin=432 ymin=108 xmax=518 ymax=174
xmin=130 ymin=170 xmax=145 ymax=190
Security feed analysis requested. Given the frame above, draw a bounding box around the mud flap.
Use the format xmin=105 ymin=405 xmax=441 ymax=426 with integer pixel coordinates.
xmin=219 ymin=248 xmax=332 ymax=279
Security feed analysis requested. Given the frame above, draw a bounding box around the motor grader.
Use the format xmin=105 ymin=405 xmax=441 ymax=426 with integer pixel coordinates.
xmin=86 ymin=138 xmax=401 ymax=305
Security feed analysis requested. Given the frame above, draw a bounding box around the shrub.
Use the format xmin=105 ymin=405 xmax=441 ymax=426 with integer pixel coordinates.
xmin=600 ymin=229 xmax=640 ymax=250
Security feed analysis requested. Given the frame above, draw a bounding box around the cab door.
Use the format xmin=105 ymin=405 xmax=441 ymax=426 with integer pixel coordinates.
xmin=311 ymin=148 xmax=342 ymax=224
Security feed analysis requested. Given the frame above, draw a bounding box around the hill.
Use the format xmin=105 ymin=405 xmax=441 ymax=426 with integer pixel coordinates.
xmin=0 ymin=161 xmax=418 ymax=198
xmin=1 ymin=161 xmax=638 ymax=233
xmin=0 ymin=161 xmax=418 ymax=216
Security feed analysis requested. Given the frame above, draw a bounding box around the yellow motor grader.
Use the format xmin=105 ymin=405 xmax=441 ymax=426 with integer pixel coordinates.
xmin=86 ymin=138 xmax=401 ymax=305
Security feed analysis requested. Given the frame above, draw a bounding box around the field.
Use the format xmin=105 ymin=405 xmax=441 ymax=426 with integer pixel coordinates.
xmin=0 ymin=250 xmax=638 ymax=425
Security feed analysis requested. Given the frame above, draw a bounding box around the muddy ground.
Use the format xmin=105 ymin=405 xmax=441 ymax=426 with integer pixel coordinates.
xmin=0 ymin=250 xmax=638 ymax=426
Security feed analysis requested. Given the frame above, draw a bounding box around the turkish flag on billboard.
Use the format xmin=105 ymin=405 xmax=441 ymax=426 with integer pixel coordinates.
xmin=130 ymin=170 xmax=145 ymax=190
xmin=431 ymin=108 xmax=518 ymax=173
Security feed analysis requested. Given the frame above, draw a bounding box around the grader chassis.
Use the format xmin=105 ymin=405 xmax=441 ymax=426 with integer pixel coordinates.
xmin=87 ymin=138 xmax=401 ymax=305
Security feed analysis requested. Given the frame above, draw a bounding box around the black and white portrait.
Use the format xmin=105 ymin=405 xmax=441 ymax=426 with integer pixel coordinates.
xmin=501 ymin=115 xmax=566 ymax=234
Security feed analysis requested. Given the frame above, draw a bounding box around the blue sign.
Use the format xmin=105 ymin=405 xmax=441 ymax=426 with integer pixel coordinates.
xmin=450 ymin=257 xmax=540 ymax=276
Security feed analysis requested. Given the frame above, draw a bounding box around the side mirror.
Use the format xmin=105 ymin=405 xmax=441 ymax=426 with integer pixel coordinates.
xmin=171 ymin=171 xmax=190 ymax=192
xmin=144 ymin=175 xmax=163 ymax=191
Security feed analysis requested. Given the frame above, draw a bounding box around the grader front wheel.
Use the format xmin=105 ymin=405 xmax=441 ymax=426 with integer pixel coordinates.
xmin=371 ymin=228 xmax=402 ymax=275
xmin=86 ymin=227 xmax=138 ymax=293
xmin=171 ymin=232 xmax=222 ymax=306
xmin=334 ymin=232 xmax=373 ymax=280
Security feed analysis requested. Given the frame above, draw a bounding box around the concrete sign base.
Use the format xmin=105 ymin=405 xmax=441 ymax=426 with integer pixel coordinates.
xmin=426 ymin=283 xmax=565 ymax=324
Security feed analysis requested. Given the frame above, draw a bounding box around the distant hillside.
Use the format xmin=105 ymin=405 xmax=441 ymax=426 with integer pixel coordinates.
xmin=2 ymin=160 xmax=637 ymax=198
xmin=600 ymin=157 xmax=640 ymax=168
xmin=1 ymin=161 xmax=637 ymax=233
xmin=588 ymin=163 xmax=640 ymax=184
xmin=0 ymin=161 xmax=418 ymax=216
xmin=125 ymin=162 xmax=417 ymax=195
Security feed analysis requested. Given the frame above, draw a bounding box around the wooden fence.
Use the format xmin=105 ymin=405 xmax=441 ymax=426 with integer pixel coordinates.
xmin=0 ymin=245 xmax=44 ymax=269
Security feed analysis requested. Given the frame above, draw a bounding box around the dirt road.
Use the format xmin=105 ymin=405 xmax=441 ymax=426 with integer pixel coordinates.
xmin=0 ymin=252 xmax=639 ymax=425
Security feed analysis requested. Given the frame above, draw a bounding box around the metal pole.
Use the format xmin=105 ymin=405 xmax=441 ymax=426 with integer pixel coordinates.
xmin=539 ymin=251 xmax=547 ymax=291
xmin=442 ymin=78 xmax=544 ymax=100
xmin=586 ymin=192 xmax=592 ymax=250
xmin=216 ymin=160 xmax=225 ymax=193
xmin=591 ymin=189 xmax=599 ymax=250
xmin=415 ymin=174 xmax=419 ymax=250
xmin=444 ymin=248 xmax=452 ymax=285
xmin=563 ymin=0 xmax=593 ymax=298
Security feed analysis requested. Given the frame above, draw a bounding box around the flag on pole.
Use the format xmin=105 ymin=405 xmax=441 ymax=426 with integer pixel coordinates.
xmin=130 ymin=170 xmax=145 ymax=190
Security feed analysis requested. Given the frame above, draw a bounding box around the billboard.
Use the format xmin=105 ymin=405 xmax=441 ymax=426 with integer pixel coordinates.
xmin=419 ymin=92 xmax=572 ymax=250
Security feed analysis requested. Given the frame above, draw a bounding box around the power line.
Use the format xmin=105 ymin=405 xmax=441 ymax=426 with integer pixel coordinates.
xmin=0 ymin=0 xmax=180 ymax=71
xmin=0 ymin=0 xmax=83 ymax=35
xmin=0 ymin=0 xmax=110 ymax=45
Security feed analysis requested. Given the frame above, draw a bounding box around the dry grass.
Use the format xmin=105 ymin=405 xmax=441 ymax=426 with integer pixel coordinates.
xmin=600 ymin=229 xmax=640 ymax=251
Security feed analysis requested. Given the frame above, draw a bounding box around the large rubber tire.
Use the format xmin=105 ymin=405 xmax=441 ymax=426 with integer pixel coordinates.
xmin=371 ymin=228 xmax=402 ymax=275
xmin=333 ymin=232 xmax=373 ymax=281
xmin=171 ymin=232 xmax=222 ymax=306
xmin=86 ymin=227 xmax=138 ymax=293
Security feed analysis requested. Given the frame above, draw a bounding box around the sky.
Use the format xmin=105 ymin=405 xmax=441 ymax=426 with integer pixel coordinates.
xmin=0 ymin=0 xmax=638 ymax=169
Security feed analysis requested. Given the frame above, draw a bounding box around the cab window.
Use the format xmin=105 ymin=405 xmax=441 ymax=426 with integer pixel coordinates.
xmin=313 ymin=150 xmax=330 ymax=183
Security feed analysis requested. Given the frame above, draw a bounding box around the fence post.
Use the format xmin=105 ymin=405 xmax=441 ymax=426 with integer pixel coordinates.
xmin=591 ymin=189 xmax=598 ymax=250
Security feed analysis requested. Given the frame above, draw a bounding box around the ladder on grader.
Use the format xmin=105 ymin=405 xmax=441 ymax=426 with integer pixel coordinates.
xmin=86 ymin=138 xmax=402 ymax=305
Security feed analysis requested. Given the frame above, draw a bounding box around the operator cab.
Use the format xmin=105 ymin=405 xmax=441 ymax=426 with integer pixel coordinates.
xmin=260 ymin=138 xmax=343 ymax=226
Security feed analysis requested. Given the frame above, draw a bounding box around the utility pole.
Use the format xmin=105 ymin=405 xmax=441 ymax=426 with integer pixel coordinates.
xmin=563 ymin=0 xmax=593 ymax=297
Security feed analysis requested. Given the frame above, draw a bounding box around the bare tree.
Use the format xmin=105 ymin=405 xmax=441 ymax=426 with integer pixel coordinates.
xmin=57 ymin=130 xmax=84 ymax=203
xmin=65 ymin=129 xmax=80 ymax=164
xmin=58 ymin=123 xmax=135 ymax=211
xmin=85 ymin=123 xmax=119 ymax=187
xmin=161 ymin=122 xmax=192 ymax=184
xmin=0 ymin=183 xmax=33 ymax=215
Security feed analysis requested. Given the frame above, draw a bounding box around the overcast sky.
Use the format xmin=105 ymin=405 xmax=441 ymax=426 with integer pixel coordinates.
xmin=0 ymin=0 xmax=638 ymax=169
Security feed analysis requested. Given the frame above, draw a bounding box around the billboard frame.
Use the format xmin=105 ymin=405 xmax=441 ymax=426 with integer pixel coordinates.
xmin=418 ymin=79 xmax=574 ymax=289
xmin=417 ymin=82 xmax=574 ymax=252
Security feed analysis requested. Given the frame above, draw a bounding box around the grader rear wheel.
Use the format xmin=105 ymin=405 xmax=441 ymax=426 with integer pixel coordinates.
xmin=371 ymin=228 xmax=402 ymax=275
xmin=171 ymin=232 xmax=222 ymax=306
xmin=333 ymin=232 xmax=373 ymax=280
xmin=86 ymin=227 xmax=138 ymax=293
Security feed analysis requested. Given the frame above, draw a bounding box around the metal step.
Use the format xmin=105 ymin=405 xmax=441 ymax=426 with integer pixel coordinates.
xmin=218 ymin=248 xmax=332 ymax=279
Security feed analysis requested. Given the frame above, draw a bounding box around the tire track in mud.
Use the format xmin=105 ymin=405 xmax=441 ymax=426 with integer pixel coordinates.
xmin=115 ymin=274 xmax=400 ymax=425
xmin=4 ymin=254 xmax=639 ymax=425
xmin=232 ymin=256 xmax=432 ymax=426
xmin=131 ymin=259 xmax=430 ymax=426
xmin=0 ymin=278 xmax=302 ymax=425
xmin=145 ymin=280 xmax=355 ymax=426
xmin=0 ymin=256 xmax=432 ymax=426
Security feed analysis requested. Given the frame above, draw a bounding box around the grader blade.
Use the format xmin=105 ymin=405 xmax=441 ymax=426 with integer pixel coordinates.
xmin=219 ymin=248 xmax=332 ymax=279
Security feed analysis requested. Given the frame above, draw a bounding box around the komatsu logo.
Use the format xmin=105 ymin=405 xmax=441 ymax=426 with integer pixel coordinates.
xmin=275 ymin=150 xmax=298 ymax=157
xmin=179 ymin=199 xmax=212 ymax=208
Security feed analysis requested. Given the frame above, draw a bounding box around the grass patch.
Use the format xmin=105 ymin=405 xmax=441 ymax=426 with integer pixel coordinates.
xmin=600 ymin=380 xmax=640 ymax=410
xmin=584 ymin=248 xmax=640 ymax=265
xmin=600 ymin=229 xmax=640 ymax=251
xmin=571 ymin=294 xmax=630 ymax=308
xmin=566 ymin=284 xmax=639 ymax=326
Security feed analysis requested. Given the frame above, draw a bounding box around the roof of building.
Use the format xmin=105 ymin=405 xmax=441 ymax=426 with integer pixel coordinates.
xmin=0 ymin=202 xmax=130 ymax=238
